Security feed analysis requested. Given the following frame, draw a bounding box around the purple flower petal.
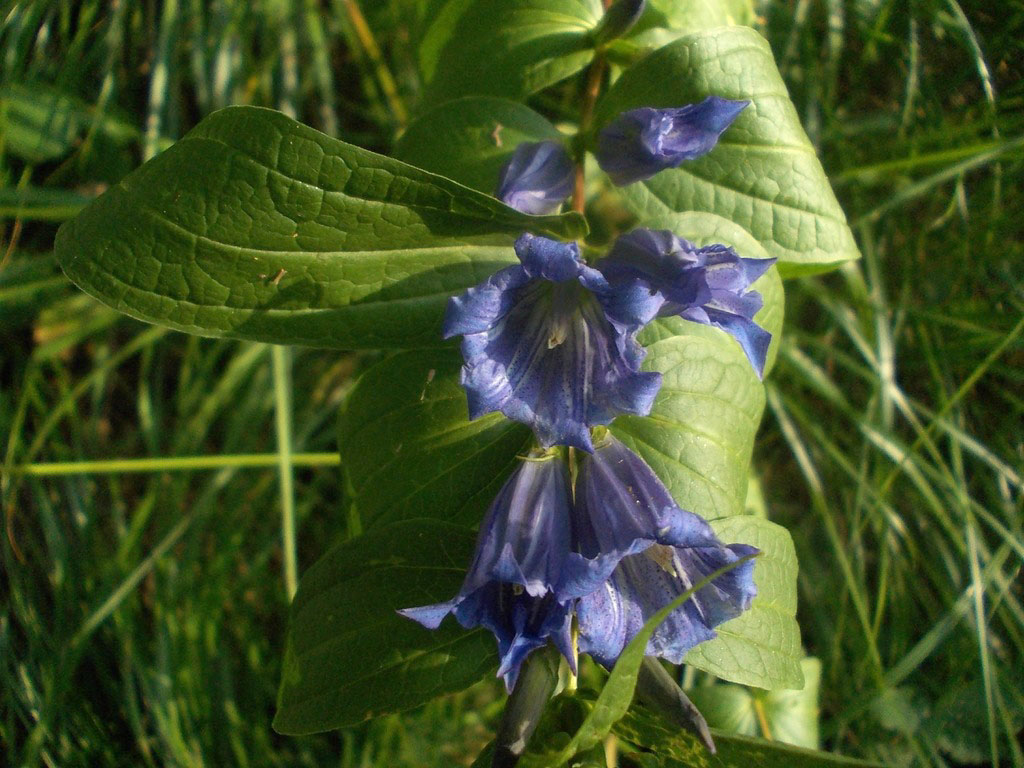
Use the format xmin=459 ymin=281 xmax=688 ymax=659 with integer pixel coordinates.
xmin=596 ymin=97 xmax=749 ymax=185
xmin=599 ymin=229 xmax=776 ymax=377
xmin=495 ymin=140 xmax=574 ymax=215
xmin=445 ymin=233 xmax=662 ymax=452
xmin=570 ymin=435 xmax=758 ymax=667
xmin=397 ymin=452 xmax=577 ymax=690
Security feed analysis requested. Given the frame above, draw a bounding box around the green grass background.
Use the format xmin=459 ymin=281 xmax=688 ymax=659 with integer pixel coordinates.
xmin=1 ymin=0 xmax=1021 ymax=766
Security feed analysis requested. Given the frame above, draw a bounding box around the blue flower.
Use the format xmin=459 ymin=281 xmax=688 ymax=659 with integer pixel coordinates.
xmin=570 ymin=434 xmax=758 ymax=668
xmin=495 ymin=140 xmax=575 ymax=215
xmin=598 ymin=229 xmax=776 ymax=377
xmin=398 ymin=452 xmax=582 ymax=690
xmin=444 ymin=233 xmax=662 ymax=452
xmin=596 ymin=96 xmax=749 ymax=185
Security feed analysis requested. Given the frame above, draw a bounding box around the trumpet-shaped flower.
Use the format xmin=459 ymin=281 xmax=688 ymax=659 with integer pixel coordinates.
xmin=596 ymin=96 xmax=748 ymax=185
xmin=571 ymin=434 xmax=758 ymax=667
xmin=398 ymin=452 xmax=581 ymax=690
xmin=444 ymin=233 xmax=662 ymax=452
xmin=495 ymin=140 xmax=575 ymax=215
xmin=598 ymin=229 xmax=775 ymax=377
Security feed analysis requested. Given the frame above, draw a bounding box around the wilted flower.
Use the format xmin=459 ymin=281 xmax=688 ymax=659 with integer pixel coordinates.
xmin=495 ymin=140 xmax=574 ymax=215
xmin=596 ymin=96 xmax=748 ymax=185
xmin=571 ymin=434 xmax=758 ymax=667
xmin=444 ymin=232 xmax=662 ymax=452
xmin=598 ymin=229 xmax=775 ymax=377
xmin=398 ymin=451 xmax=581 ymax=690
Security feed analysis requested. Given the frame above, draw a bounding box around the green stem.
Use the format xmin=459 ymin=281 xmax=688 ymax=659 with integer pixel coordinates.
xmin=71 ymin=515 xmax=194 ymax=649
xmin=4 ymin=453 xmax=340 ymax=476
xmin=276 ymin=0 xmax=299 ymax=118
xmin=271 ymin=345 xmax=298 ymax=600
xmin=572 ymin=52 xmax=606 ymax=214
xmin=852 ymin=134 xmax=1024 ymax=225
xmin=877 ymin=312 xmax=1024 ymax=499
xmin=835 ymin=139 xmax=1019 ymax=183
xmin=144 ymin=0 xmax=179 ymax=160
xmin=339 ymin=0 xmax=408 ymax=127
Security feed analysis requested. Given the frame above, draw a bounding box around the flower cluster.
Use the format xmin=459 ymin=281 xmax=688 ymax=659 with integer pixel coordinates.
xmin=401 ymin=96 xmax=767 ymax=688
xmin=401 ymin=434 xmax=757 ymax=689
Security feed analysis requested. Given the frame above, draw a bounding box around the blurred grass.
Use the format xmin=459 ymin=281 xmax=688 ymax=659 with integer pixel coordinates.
xmin=1 ymin=0 xmax=1022 ymax=766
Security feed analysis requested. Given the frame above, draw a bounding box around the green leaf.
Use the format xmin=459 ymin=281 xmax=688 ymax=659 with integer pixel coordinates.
xmin=921 ymin=667 xmax=1024 ymax=763
xmin=688 ymin=658 xmax=823 ymax=749
xmin=615 ymin=705 xmax=883 ymax=767
xmin=0 ymin=83 xmax=137 ymax=163
xmin=394 ymin=96 xmax=563 ymax=194
xmin=0 ymin=254 xmax=68 ymax=329
xmin=684 ymin=516 xmax=804 ymax=690
xmin=55 ymin=106 xmax=586 ymax=349
xmin=647 ymin=0 xmax=754 ymax=31
xmin=338 ymin=349 xmax=533 ymax=530
xmin=423 ymin=0 xmax=603 ymax=105
xmin=602 ymin=233 xmax=798 ymax=690
xmin=609 ymin=329 xmax=766 ymax=521
xmin=0 ymin=83 xmax=81 ymax=162
xmin=273 ymin=518 xmax=497 ymax=734
xmin=418 ymin=0 xmax=483 ymax=82
xmin=687 ymin=682 xmax=758 ymax=736
xmin=595 ymin=27 xmax=860 ymax=276
xmin=762 ymin=658 xmax=821 ymax=748
xmin=621 ymin=0 xmax=755 ymax=53
xmin=0 ymin=186 xmax=91 ymax=221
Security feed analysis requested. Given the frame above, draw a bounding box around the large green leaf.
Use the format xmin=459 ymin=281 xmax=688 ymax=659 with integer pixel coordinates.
xmin=417 ymin=0 xmax=478 ymax=81
xmin=55 ymin=106 xmax=586 ymax=349
xmin=609 ymin=327 xmax=766 ymax=521
xmin=609 ymin=301 xmax=801 ymax=690
xmin=615 ymin=705 xmax=883 ymax=767
xmin=689 ymin=658 xmax=822 ymax=749
xmin=647 ymin=0 xmax=754 ymax=30
xmin=273 ymin=519 xmax=497 ymax=734
xmin=621 ymin=0 xmax=754 ymax=52
xmin=685 ymin=516 xmax=804 ymax=690
xmin=394 ymin=96 xmax=563 ymax=194
xmin=338 ymin=349 xmax=533 ymax=530
xmin=422 ymin=0 xmax=603 ymax=105
xmin=595 ymin=26 xmax=860 ymax=276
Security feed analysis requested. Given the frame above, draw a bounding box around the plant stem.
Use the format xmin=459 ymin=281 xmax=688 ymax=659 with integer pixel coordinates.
xmin=4 ymin=453 xmax=340 ymax=476
xmin=271 ymin=345 xmax=298 ymax=600
xmin=572 ymin=52 xmax=607 ymax=214
xmin=144 ymin=0 xmax=179 ymax=161
xmin=753 ymin=696 xmax=774 ymax=740
xmin=567 ymin=620 xmax=579 ymax=692
xmin=276 ymin=0 xmax=299 ymax=118
xmin=340 ymin=0 xmax=408 ymax=127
